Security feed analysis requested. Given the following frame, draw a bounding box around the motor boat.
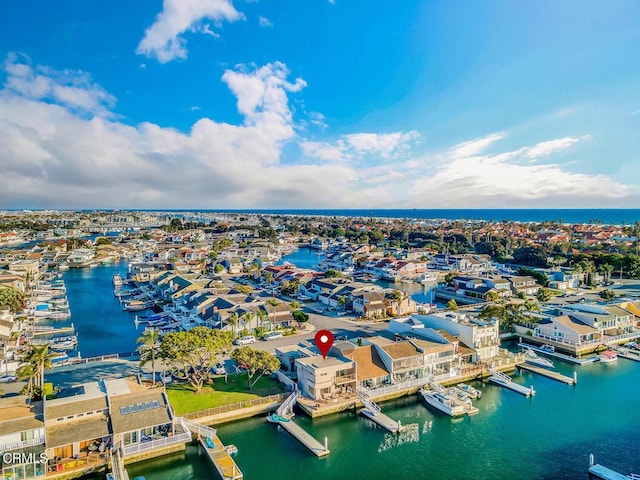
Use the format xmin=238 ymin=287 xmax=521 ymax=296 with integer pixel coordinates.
xmin=456 ymin=383 xmax=482 ymax=399
xmin=421 ymin=390 xmax=465 ymax=417
xmin=599 ymin=350 xmax=618 ymax=363
xmin=522 ymin=347 xmax=555 ymax=369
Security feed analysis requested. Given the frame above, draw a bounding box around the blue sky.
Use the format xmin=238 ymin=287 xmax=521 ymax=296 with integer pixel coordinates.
xmin=1 ymin=0 xmax=639 ymax=209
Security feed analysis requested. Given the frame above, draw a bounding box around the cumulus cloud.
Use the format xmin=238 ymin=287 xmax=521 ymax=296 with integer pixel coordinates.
xmin=136 ymin=0 xmax=243 ymax=63
xmin=3 ymin=53 xmax=116 ymax=117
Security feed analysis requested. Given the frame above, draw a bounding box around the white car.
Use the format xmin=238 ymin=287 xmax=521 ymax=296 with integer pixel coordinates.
xmin=234 ymin=335 xmax=256 ymax=346
xmin=0 ymin=375 xmax=17 ymax=383
xmin=212 ymin=364 xmax=226 ymax=375
xmin=262 ymin=332 xmax=283 ymax=341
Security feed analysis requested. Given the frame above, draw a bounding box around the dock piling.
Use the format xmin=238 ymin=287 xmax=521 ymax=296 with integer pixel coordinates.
xmin=324 ymin=436 xmax=328 ymax=452
xmin=574 ymin=371 xmax=578 ymax=384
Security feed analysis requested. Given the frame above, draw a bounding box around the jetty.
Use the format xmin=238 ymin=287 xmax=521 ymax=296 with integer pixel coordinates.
xmin=268 ymin=390 xmax=330 ymax=457
xmin=31 ymin=325 xmax=75 ymax=336
xmin=358 ymin=389 xmax=404 ymax=433
xmin=517 ymin=364 xmax=577 ymax=385
xmin=178 ymin=417 xmax=243 ymax=479
xmin=488 ymin=370 xmax=535 ymax=397
xmin=612 ymin=346 xmax=640 ymax=363
xmin=518 ymin=343 xmax=599 ymax=365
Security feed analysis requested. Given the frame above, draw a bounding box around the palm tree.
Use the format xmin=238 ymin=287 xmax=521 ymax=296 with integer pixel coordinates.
xmin=16 ymin=364 xmax=36 ymax=400
xmin=137 ymin=328 xmax=160 ymax=386
xmin=266 ymin=299 xmax=280 ymax=331
xmin=289 ymin=300 xmax=300 ymax=311
xmin=598 ymin=263 xmax=614 ymax=283
xmin=256 ymin=308 xmax=269 ymax=335
xmin=25 ymin=345 xmax=54 ymax=393
xmin=228 ymin=311 xmax=240 ymax=339
xmin=242 ymin=310 xmax=256 ymax=332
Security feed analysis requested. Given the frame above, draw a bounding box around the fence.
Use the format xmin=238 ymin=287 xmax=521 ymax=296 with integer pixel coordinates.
xmin=123 ymin=431 xmax=192 ymax=457
xmin=183 ymin=393 xmax=288 ymax=420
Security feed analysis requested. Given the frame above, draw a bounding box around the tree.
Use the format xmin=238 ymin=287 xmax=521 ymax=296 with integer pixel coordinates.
xmin=231 ymin=347 xmax=280 ymax=390
xmin=536 ymin=288 xmax=553 ymax=303
xmin=95 ymin=237 xmax=112 ymax=245
xmin=21 ymin=345 xmax=54 ymax=399
xmin=444 ymin=272 xmax=457 ymax=286
xmin=289 ymin=300 xmax=300 ymax=311
xmin=517 ymin=267 xmax=549 ymax=288
xmin=241 ymin=310 xmax=256 ymax=331
xmin=228 ymin=312 xmax=240 ymax=339
xmin=214 ymin=264 xmax=224 ymax=274
xmin=137 ymin=328 xmax=160 ymax=386
xmin=264 ymin=271 xmax=274 ymax=285
xmin=324 ymin=269 xmax=342 ymax=278
xmin=598 ymin=263 xmax=614 ymax=283
xmin=599 ymin=289 xmax=616 ymax=301
xmin=159 ymin=327 xmax=232 ymax=393
xmin=389 ymin=289 xmax=403 ymax=302
xmin=479 ymin=305 xmax=508 ymax=324
xmin=266 ymin=299 xmax=280 ymax=331
xmin=485 ymin=291 xmax=500 ymax=303
xmin=292 ymin=309 xmax=309 ymax=328
xmin=235 ymin=285 xmax=253 ymax=295
xmin=256 ymin=308 xmax=269 ymax=334
xmin=0 ymin=287 xmax=26 ymax=314
xmin=16 ymin=364 xmax=36 ymax=400
xmin=446 ymin=299 xmax=458 ymax=311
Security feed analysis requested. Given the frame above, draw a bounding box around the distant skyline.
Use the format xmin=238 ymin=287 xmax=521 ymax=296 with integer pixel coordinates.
xmin=1 ymin=0 xmax=639 ymax=209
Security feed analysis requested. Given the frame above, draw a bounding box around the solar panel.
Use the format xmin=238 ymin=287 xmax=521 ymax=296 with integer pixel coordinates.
xmin=152 ymin=400 xmax=160 ymax=408
xmin=128 ymin=404 xmax=137 ymax=413
xmin=119 ymin=407 xmax=127 ymax=415
xmin=137 ymin=403 xmax=144 ymax=411
xmin=145 ymin=402 xmax=152 ymax=409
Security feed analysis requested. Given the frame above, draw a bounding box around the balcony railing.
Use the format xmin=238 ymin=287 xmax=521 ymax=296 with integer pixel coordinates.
xmin=0 ymin=436 xmax=45 ymax=451
xmin=335 ymin=374 xmax=356 ymax=385
xmin=123 ymin=431 xmax=192 ymax=457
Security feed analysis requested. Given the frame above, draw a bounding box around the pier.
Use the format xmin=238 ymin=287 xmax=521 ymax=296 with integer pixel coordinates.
xmin=517 ymin=364 xmax=577 ymax=385
xmin=517 ymin=343 xmax=599 ymax=365
xmin=588 ymin=454 xmax=637 ymax=480
xmin=31 ymin=325 xmax=75 ymax=336
xmin=488 ymin=370 xmax=535 ymax=396
xmin=268 ymin=390 xmax=330 ymax=457
xmin=612 ymin=346 xmax=640 ymax=363
xmin=358 ymin=389 xmax=404 ymax=434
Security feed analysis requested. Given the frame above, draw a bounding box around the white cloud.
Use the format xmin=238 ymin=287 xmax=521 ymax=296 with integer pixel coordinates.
xmin=258 ymin=16 xmax=273 ymax=28
xmin=3 ymin=53 xmax=116 ymax=117
xmin=136 ymin=0 xmax=243 ymax=63
xmin=301 ymin=130 xmax=419 ymax=162
xmin=408 ymin=134 xmax=631 ymax=208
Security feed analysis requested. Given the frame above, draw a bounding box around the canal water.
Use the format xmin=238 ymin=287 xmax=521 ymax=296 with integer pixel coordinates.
xmin=55 ymin=261 xmax=140 ymax=357
xmin=125 ymin=357 xmax=640 ymax=479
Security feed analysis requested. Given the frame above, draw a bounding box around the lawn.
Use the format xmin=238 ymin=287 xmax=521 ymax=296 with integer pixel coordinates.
xmin=166 ymin=373 xmax=286 ymax=415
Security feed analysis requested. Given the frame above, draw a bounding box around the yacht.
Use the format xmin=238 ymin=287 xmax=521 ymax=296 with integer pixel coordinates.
xmin=421 ymin=390 xmax=465 ymax=417
xmin=419 ymin=272 xmax=439 ymax=284
xmin=522 ymin=347 xmax=555 ymax=369
xmin=599 ymin=350 xmax=618 ymax=363
xmin=113 ymin=274 xmax=123 ymax=287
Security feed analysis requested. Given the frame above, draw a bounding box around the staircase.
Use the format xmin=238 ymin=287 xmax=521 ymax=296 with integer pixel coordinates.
xmin=357 ymin=389 xmax=381 ymax=416
xmin=109 ymin=447 xmax=130 ymax=480
xmin=276 ymin=389 xmax=298 ymax=418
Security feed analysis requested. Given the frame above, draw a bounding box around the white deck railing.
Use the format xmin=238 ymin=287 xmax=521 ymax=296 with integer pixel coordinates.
xmin=122 ymin=431 xmax=192 ymax=457
xmin=0 ymin=437 xmax=45 ymax=452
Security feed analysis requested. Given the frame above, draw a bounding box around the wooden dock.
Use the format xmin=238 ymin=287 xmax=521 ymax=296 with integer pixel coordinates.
xmin=613 ymin=347 xmax=640 ymax=363
xmin=518 ymin=343 xmax=599 ymax=365
xmin=488 ymin=370 xmax=535 ymax=397
xmin=32 ymin=326 xmax=75 ymax=336
xmin=588 ymin=464 xmax=632 ymax=480
xmin=200 ymin=436 xmax=243 ymax=480
xmin=360 ymin=408 xmax=404 ymax=433
xmin=518 ymin=364 xmax=576 ymax=385
xmin=276 ymin=419 xmax=329 ymax=457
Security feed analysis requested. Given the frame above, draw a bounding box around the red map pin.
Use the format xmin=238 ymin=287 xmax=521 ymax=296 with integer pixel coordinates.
xmin=315 ymin=330 xmax=334 ymax=359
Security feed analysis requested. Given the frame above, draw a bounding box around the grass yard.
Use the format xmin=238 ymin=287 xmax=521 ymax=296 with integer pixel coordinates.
xmin=166 ymin=373 xmax=286 ymax=415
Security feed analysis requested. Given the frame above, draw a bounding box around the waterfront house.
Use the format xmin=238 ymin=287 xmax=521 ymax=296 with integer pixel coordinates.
xmin=533 ymin=314 xmax=601 ymax=345
xmin=558 ymin=303 xmax=636 ymax=337
xmin=333 ymin=342 xmax=392 ymax=389
xmin=45 ymin=382 xmax=111 ymax=473
xmin=295 ymin=354 xmax=357 ymax=402
xmin=365 ymin=337 xmax=427 ymax=383
xmin=506 ymin=275 xmax=541 ymax=296
xmin=66 ymin=249 xmax=96 ymax=268
xmin=0 ymin=270 xmax=27 ymax=291
xmin=413 ymin=312 xmax=500 ymax=361
xmin=0 ymin=396 xmax=46 ymax=479
xmin=8 ymin=259 xmax=41 ymax=278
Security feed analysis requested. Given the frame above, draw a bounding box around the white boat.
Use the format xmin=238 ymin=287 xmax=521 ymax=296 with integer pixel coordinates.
xmin=419 ymin=272 xmax=439 ymax=284
xmin=457 ymin=383 xmax=482 ymax=399
xmin=113 ymin=274 xmax=123 ymax=287
xmin=57 ymin=262 xmax=69 ymax=271
xmin=599 ymin=350 xmax=618 ymax=363
xmin=522 ymin=347 xmax=555 ymax=369
xmin=89 ymin=262 xmax=98 ymax=268
xmin=421 ymin=390 xmax=465 ymax=417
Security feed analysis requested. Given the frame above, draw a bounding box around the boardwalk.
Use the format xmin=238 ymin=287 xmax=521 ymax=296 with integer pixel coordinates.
xmin=517 ymin=364 xmax=576 ymax=385
xmin=200 ymin=436 xmax=243 ymax=480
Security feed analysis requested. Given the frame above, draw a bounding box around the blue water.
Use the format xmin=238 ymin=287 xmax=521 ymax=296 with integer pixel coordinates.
xmin=56 ymin=262 xmax=143 ymax=357
xmin=179 ymin=209 xmax=640 ymax=225
xmin=125 ymin=357 xmax=640 ymax=480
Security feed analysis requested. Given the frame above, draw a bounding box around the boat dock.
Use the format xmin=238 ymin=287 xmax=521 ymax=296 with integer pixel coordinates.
xmin=199 ymin=436 xmax=243 ymax=480
xmin=488 ymin=370 xmax=535 ymax=396
xmin=588 ymin=454 xmax=637 ymax=480
xmin=518 ymin=364 xmax=577 ymax=385
xmin=277 ymin=419 xmax=330 ymax=457
xmin=518 ymin=343 xmax=599 ymax=365
xmin=31 ymin=325 xmax=75 ymax=336
xmin=358 ymin=390 xmax=404 ymax=433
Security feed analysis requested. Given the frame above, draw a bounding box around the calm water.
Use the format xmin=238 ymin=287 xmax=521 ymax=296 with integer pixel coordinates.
xmin=56 ymin=262 xmax=142 ymax=357
xmin=208 ymin=209 xmax=640 ymax=225
xmin=125 ymin=358 xmax=640 ymax=480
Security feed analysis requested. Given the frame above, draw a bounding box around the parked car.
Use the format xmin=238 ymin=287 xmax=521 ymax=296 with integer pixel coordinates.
xmin=234 ymin=335 xmax=256 ymax=346
xmin=0 ymin=375 xmax=16 ymax=383
xmin=212 ymin=364 xmax=226 ymax=375
xmin=262 ymin=331 xmax=283 ymax=341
